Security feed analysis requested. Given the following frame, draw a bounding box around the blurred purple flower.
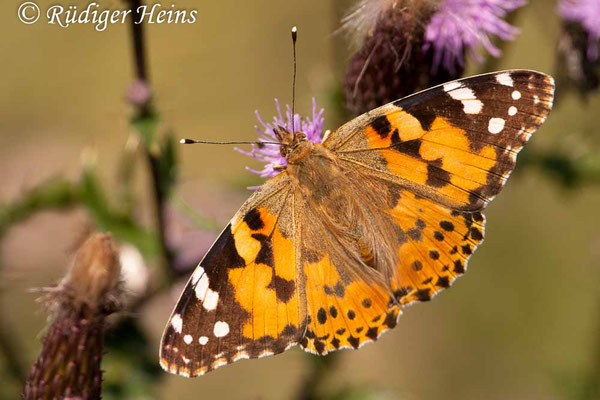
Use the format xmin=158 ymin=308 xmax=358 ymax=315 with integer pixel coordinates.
xmin=559 ymin=0 xmax=600 ymax=60
xmin=424 ymin=0 xmax=526 ymax=72
xmin=125 ymin=79 xmax=152 ymax=106
xmin=236 ymin=98 xmax=325 ymax=187
xmin=165 ymin=206 xmax=213 ymax=272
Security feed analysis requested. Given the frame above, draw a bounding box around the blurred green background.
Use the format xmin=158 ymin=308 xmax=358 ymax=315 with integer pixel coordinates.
xmin=1 ymin=0 xmax=600 ymax=399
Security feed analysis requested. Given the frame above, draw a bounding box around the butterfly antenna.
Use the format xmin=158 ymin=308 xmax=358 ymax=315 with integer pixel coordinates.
xmin=291 ymin=26 xmax=297 ymax=141
xmin=180 ymin=139 xmax=281 ymax=147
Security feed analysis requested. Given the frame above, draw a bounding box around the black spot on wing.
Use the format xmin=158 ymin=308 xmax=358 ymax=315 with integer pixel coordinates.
xmin=365 ymin=327 xmax=378 ymax=340
xmin=415 ymin=288 xmax=431 ymax=301
xmin=383 ymin=310 xmax=398 ymax=329
xmin=317 ymin=308 xmax=327 ymax=324
xmin=407 ymin=228 xmax=422 ymax=241
xmin=314 ymin=340 xmax=325 ymax=354
xmin=395 ymin=91 xmax=439 ymax=131
xmin=267 ymin=275 xmax=296 ymax=303
xmin=454 ymin=260 xmax=465 ymax=274
xmin=411 ymin=260 xmax=423 ymax=271
xmin=390 ymin=129 xmax=401 ymax=145
xmin=426 ymin=158 xmax=451 ymax=188
xmin=333 ymin=282 xmax=345 ymax=297
xmin=329 ymin=306 xmax=338 ymax=318
xmin=470 ymin=227 xmax=483 ymax=240
xmin=252 ymin=233 xmax=274 ymax=266
xmin=394 ymin=286 xmax=413 ymax=300
xmin=304 ymin=248 xmax=323 ymax=263
xmin=330 ymin=337 xmax=340 ymax=349
xmin=281 ymin=324 xmax=297 ymax=337
xmin=392 ymin=139 xmax=423 ymax=159
xmin=436 ymin=276 xmax=450 ymax=288
xmin=440 ymin=221 xmax=455 ymax=232
xmin=244 ymin=208 xmax=264 ymax=230
xmin=370 ymin=115 xmax=392 ymax=139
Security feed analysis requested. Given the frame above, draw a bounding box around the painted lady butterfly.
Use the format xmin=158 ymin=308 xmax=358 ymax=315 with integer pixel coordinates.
xmin=160 ymin=70 xmax=554 ymax=377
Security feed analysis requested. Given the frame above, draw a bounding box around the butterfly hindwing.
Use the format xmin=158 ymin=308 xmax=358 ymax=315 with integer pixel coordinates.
xmin=327 ymin=70 xmax=554 ymax=211
xmin=300 ymin=251 xmax=401 ymax=354
xmin=160 ymin=173 xmax=306 ymax=377
xmin=386 ymin=188 xmax=485 ymax=305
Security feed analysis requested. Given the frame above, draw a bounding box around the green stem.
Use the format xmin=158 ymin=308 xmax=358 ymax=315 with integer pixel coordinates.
xmin=295 ymin=353 xmax=339 ymax=400
xmin=0 ymin=178 xmax=79 ymax=238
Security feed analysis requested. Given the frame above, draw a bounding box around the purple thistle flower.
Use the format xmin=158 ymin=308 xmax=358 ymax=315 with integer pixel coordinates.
xmin=424 ymin=0 xmax=526 ymax=72
xmin=559 ymin=0 xmax=600 ymax=60
xmin=236 ymin=98 xmax=325 ymax=188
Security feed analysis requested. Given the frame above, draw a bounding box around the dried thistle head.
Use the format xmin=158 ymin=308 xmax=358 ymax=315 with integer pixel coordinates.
xmin=62 ymin=233 xmax=121 ymax=310
xmin=24 ymin=233 xmax=122 ymax=400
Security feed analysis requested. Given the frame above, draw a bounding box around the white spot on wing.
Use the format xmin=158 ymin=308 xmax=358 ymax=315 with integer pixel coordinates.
xmin=443 ymin=81 xmax=462 ymax=92
xmin=258 ymin=350 xmax=274 ymax=358
xmin=213 ymin=321 xmax=230 ymax=337
xmin=488 ymin=118 xmax=505 ymax=134
xmin=171 ymin=314 xmax=183 ymax=333
xmin=191 ymin=266 xmax=205 ymax=285
xmin=233 ymin=352 xmax=250 ymax=362
xmin=202 ymin=289 xmax=219 ymax=311
xmin=199 ymin=336 xmax=209 ymax=345
xmin=446 ymin=87 xmax=483 ymax=114
xmin=194 ymin=272 xmax=210 ymax=300
xmin=508 ymin=106 xmax=517 ymax=116
xmin=496 ymin=73 xmax=514 ymax=87
xmin=212 ymin=359 xmax=227 ymax=369
xmin=184 ymin=334 xmax=193 ymax=344
xmin=512 ymin=90 xmax=521 ymax=100
xmin=182 ymin=356 xmax=190 ymax=364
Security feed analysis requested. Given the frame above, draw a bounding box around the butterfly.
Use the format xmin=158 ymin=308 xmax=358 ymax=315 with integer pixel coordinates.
xmin=160 ymin=70 xmax=554 ymax=377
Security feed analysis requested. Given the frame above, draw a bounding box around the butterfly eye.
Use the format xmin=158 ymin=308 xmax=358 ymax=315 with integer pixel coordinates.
xmin=280 ymin=146 xmax=291 ymax=158
xmin=295 ymin=132 xmax=306 ymax=140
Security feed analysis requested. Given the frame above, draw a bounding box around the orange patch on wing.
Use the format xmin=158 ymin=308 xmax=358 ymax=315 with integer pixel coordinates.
xmin=228 ymin=207 xmax=301 ymax=342
xmin=421 ymin=117 xmax=497 ymax=193
xmin=387 ymin=109 xmax=427 ymax=141
xmin=302 ymin=254 xmax=399 ymax=354
xmin=387 ymin=191 xmax=485 ymax=305
xmin=369 ymin=115 xmax=501 ymax=207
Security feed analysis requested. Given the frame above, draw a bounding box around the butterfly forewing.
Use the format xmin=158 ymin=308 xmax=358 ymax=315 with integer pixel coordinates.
xmin=327 ymin=70 xmax=554 ymax=211
xmin=160 ymin=173 xmax=306 ymax=377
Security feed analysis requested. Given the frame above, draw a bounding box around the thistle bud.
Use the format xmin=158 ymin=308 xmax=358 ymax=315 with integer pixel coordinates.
xmin=23 ymin=233 xmax=122 ymax=400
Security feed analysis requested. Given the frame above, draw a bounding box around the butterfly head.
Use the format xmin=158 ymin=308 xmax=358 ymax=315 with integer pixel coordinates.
xmin=273 ymin=125 xmax=312 ymax=164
